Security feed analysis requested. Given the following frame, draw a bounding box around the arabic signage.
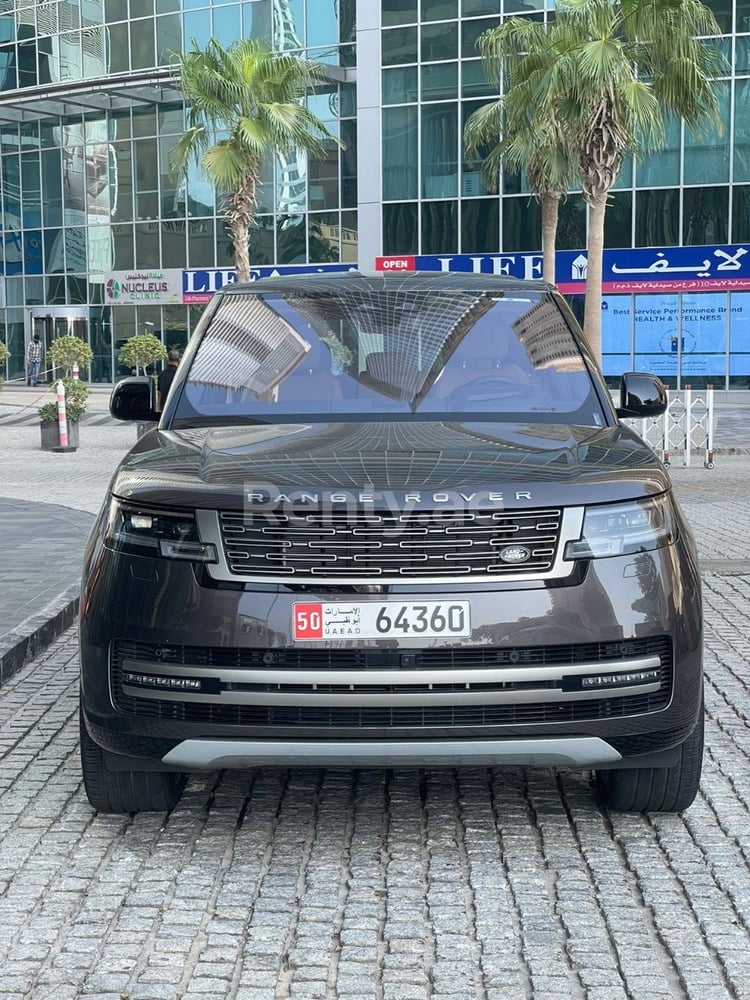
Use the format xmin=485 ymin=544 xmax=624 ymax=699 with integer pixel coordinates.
xmin=105 ymin=269 xmax=183 ymax=305
xmin=600 ymin=289 xmax=750 ymax=377
xmin=374 ymin=244 xmax=750 ymax=294
xmin=183 ymin=263 xmax=358 ymax=304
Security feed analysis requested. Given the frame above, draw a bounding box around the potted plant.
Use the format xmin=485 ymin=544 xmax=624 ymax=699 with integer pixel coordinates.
xmin=38 ymin=378 xmax=89 ymax=450
xmin=38 ymin=336 xmax=94 ymax=450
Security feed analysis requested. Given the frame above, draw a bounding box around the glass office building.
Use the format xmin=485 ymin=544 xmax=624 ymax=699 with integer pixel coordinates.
xmin=0 ymin=0 xmax=748 ymax=387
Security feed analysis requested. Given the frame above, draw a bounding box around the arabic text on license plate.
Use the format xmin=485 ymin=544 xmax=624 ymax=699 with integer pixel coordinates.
xmin=293 ymin=601 xmax=471 ymax=640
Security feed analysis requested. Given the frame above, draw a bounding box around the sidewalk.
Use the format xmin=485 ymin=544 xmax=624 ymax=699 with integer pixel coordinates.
xmin=0 ymin=409 xmax=749 ymax=686
xmin=0 ymin=421 xmax=135 ymax=682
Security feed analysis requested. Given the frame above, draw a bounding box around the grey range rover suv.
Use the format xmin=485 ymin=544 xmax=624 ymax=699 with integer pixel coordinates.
xmin=79 ymin=272 xmax=703 ymax=814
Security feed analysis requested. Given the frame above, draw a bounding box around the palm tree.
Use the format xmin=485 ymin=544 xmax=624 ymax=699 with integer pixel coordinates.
xmin=475 ymin=0 xmax=724 ymax=359
xmin=464 ymin=23 xmax=578 ymax=286
xmin=171 ymin=38 xmax=341 ymax=284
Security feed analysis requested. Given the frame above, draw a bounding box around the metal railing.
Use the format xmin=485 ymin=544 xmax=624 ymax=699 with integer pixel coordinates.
xmin=625 ymin=385 xmax=716 ymax=469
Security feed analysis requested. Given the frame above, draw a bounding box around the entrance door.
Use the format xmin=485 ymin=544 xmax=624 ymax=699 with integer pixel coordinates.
xmin=28 ymin=309 xmax=88 ymax=383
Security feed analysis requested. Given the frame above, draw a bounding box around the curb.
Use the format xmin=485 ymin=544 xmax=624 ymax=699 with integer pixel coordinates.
xmin=0 ymin=582 xmax=80 ymax=688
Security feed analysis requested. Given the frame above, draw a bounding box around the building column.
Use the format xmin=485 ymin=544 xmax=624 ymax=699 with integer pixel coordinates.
xmin=356 ymin=0 xmax=382 ymax=270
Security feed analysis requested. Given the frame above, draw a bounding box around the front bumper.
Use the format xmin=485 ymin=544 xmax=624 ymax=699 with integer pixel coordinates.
xmin=79 ymin=538 xmax=703 ymax=770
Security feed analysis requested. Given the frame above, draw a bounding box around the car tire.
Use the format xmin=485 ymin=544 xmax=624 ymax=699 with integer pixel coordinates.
xmin=79 ymin=700 xmax=187 ymax=814
xmin=596 ymin=702 xmax=704 ymax=813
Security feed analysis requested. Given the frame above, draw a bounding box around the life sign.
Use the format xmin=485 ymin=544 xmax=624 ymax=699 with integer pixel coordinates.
xmin=375 ymin=244 xmax=750 ymax=294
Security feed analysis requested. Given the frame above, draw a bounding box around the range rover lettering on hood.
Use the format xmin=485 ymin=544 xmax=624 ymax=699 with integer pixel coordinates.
xmin=244 ymin=488 xmax=533 ymax=508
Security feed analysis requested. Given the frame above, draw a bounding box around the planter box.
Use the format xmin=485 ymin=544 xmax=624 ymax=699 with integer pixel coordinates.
xmin=40 ymin=420 xmax=80 ymax=451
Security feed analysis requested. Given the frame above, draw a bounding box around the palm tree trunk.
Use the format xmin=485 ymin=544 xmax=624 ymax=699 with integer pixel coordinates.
xmin=583 ymin=191 xmax=608 ymax=362
xmin=229 ymin=173 xmax=257 ymax=285
xmin=540 ymin=193 xmax=559 ymax=286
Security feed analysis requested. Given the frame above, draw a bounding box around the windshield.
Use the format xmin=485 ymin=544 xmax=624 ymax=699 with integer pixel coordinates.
xmin=172 ymin=281 xmax=605 ymax=426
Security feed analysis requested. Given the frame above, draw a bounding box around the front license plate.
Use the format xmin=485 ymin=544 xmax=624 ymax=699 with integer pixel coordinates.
xmin=293 ymin=601 xmax=471 ymax=640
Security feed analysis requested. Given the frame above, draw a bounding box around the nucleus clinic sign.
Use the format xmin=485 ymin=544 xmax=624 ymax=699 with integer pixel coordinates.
xmin=375 ymin=244 xmax=750 ymax=294
xmin=105 ymin=269 xmax=183 ymax=305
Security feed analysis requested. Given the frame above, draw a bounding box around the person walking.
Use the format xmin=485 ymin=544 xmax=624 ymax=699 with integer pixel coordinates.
xmin=26 ymin=334 xmax=43 ymax=386
xmin=156 ymin=349 xmax=181 ymax=410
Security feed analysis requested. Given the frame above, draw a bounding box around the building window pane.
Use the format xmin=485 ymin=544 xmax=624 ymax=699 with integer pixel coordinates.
xmin=421 ymin=62 xmax=457 ymax=100
xmin=502 ymin=195 xmax=540 ymax=251
xmin=340 ymin=209 xmax=358 ymax=261
xmin=308 ymin=140 xmax=339 ymax=210
xmin=383 ymin=106 xmax=418 ymax=200
xmin=213 ymin=5 xmax=241 ymax=46
xmin=308 ymin=212 xmax=340 ymax=262
xmin=112 ymin=224 xmax=134 ymax=269
xmin=187 ymin=218 xmax=216 ymax=267
xmin=183 ymin=10 xmax=210 ymax=49
xmin=383 ymin=66 xmax=418 ymax=104
xmin=604 ymin=191 xmax=632 ymax=247
xmin=422 ymin=0 xmax=457 ymax=19
xmin=729 ymin=293 xmax=750 ymax=389
xmin=382 ymin=26 xmax=418 ymax=65
xmin=462 ymin=0 xmax=500 ymax=14
xmin=637 ymin=116 xmax=680 ymax=187
xmin=735 ymin=35 xmax=750 ymax=72
xmin=462 ymin=16 xmax=501 ymax=58
xmin=421 ymin=23 xmax=458 ymax=62
xmin=107 ymin=23 xmax=129 ymax=73
xmin=422 ymin=105 xmax=457 ymax=197
xmin=248 ymin=216 xmax=274 ymax=266
xmin=739 ymin=0 xmax=750 ymax=32
xmin=421 ymin=200 xmax=457 ymax=253
xmin=461 ymin=59 xmax=497 ymax=98
xmin=341 ymin=119 xmax=357 ymax=208
xmin=733 ymin=185 xmax=750 ymax=241
xmin=635 ymin=188 xmax=679 ymax=246
xmin=41 ymin=148 xmax=63 ymax=228
xmin=709 ymin=0 xmax=733 ymax=32
xmin=130 ymin=19 xmax=155 ymax=71
xmin=684 ymin=84 xmax=729 ymax=185
xmin=557 ymin=196 xmax=587 ymax=251
xmin=734 ymin=79 xmax=750 ymax=182
xmin=383 ymin=202 xmax=418 ymax=254
xmin=242 ymin=0 xmax=272 ymax=39
xmin=382 ymin=0 xmax=417 ymax=26
xmin=161 ymin=226 xmax=186 ymax=268
xmin=683 ymin=186 xmax=728 ymax=244
xmin=461 ymin=197 xmax=499 ymax=252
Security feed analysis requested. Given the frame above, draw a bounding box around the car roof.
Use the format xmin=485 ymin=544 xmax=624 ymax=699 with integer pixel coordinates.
xmin=220 ymin=270 xmax=554 ymax=296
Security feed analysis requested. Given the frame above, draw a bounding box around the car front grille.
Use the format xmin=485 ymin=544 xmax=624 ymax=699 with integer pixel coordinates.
xmin=216 ymin=507 xmax=563 ymax=580
xmin=111 ymin=636 xmax=673 ymax=731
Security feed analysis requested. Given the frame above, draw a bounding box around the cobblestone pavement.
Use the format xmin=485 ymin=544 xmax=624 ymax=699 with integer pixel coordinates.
xmin=1 ymin=426 xmax=750 ymax=999
xmin=0 ymin=590 xmax=749 ymax=1000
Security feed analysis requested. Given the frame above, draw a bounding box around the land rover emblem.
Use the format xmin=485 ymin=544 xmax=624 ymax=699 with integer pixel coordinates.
xmin=498 ymin=545 xmax=531 ymax=564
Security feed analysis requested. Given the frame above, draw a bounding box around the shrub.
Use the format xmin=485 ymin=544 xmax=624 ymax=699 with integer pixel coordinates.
xmin=119 ymin=334 xmax=167 ymax=375
xmin=48 ymin=335 xmax=94 ymax=378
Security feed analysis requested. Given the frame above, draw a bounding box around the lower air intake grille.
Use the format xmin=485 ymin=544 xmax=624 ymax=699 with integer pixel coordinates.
xmin=111 ymin=636 xmax=673 ymax=731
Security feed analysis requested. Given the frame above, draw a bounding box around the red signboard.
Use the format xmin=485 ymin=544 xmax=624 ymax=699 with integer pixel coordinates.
xmin=375 ymin=256 xmax=417 ymax=272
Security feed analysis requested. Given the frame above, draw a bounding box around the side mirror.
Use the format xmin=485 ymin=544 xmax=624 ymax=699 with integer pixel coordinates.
xmin=110 ymin=377 xmax=159 ymax=422
xmin=616 ymin=372 xmax=667 ymax=419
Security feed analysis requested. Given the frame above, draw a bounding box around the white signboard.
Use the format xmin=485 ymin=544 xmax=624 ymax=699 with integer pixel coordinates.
xmin=105 ymin=269 xmax=183 ymax=305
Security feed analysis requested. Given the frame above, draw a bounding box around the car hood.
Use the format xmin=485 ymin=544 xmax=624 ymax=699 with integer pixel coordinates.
xmin=108 ymin=420 xmax=670 ymax=510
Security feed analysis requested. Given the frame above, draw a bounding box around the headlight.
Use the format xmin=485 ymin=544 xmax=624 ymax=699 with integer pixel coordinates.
xmin=564 ymin=494 xmax=677 ymax=560
xmin=104 ymin=500 xmax=218 ymax=563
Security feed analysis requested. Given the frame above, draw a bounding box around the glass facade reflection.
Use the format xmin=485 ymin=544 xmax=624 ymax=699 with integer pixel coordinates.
xmin=0 ymin=0 xmax=749 ymax=388
xmin=0 ymin=0 xmax=356 ymax=381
